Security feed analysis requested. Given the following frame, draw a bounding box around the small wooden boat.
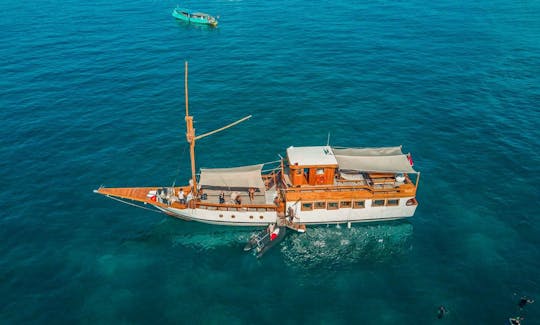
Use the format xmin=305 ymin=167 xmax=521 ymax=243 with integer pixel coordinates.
xmin=172 ymin=7 xmax=218 ymax=27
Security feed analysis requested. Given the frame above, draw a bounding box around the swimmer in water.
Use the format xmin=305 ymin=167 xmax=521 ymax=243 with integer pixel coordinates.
xmin=437 ymin=306 xmax=447 ymax=319
xmin=509 ymin=316 xmax=523 ymax=325
xmin=518 ymin=297 xmax=534 ymax=309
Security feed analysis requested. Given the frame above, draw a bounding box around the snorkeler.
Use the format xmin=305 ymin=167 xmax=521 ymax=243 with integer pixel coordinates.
xmin=437 ymin=306 xmax=447 ymax=319
xmin=509 ymin=316 xmax=523 ymax=325
xmin=518 ymin=297 xmax=534 ymax=309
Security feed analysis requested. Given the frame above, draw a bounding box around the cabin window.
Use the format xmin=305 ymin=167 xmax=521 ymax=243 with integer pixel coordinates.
xmin=295 ymin=169 xmax=302 ymax=175
xmin=340 ymin=201 xmax=352 ymax=208
xmin=373 ymin=199 xmax=385 ymax=207
xmin=316 ymin=168 xmax=324 ymax=175
xmin=301 ymin=202 xmax=313 ymax=211
xmin=314 ymin=201 xmax=326 ymax=209
xmin=327 ymin=202 xmax=339 ymax=210
xmin=387 ymin=199 xmax=399 ymax=206
xmin=353 ymin=201 xmax=365 ymax=209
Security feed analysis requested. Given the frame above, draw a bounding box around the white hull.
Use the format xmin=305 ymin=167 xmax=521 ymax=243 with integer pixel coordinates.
xmin=287 ymin=197 xmax=417 ymax=225
xmin=157 ymin=197 xmax=417 ymax=226
xmin=158 ymin=206 xmax=278 ymax=226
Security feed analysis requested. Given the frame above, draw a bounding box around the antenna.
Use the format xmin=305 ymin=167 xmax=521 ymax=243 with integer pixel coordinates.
xmin=326 ymin=132 xmax=331 ymax=146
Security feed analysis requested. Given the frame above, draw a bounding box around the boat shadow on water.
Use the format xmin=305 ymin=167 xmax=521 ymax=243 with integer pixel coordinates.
xmin=119 ymin=218 xmax=412 ymax=266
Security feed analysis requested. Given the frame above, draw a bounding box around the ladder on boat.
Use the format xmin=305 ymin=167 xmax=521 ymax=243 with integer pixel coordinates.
xmin=277 ymin=214 xmax=306 ymax=233
xmin=283 ymin=220 xmax=306 ymax=233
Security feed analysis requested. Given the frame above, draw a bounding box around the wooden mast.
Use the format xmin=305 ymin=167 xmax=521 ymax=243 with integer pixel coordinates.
xmin=183 ymin=61 xmax=252 ymax=197
xmin=185 ymin=61 xmax=198 ymax=196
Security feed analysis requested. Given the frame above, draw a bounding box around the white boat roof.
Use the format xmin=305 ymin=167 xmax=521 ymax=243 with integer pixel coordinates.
xmin=286 ymin=145 xmax=417 ymax=173
xmin=286 ymin=146 xmax=338 ymax=166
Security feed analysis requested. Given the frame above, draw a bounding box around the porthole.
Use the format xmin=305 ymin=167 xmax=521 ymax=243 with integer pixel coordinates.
xmin=259 ymin=215 xmax=264 ymax=219
xmin=231 ymin=215 xmax=235 ymax=219
xmin=219 ymin=214 xmax=223 ymax=218
xmin=249 ymin=215 xmax=254 ymax=219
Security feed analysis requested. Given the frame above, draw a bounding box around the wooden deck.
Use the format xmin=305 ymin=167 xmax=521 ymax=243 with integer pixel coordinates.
xmin=96 ymin=186 xmax=279 ymax=211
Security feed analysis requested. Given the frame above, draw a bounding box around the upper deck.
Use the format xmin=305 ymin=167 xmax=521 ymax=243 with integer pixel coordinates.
xmin=282 ymin=145 xmax=419 ymax=198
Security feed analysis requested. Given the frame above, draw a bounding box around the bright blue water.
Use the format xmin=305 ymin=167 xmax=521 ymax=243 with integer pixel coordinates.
xmin=1 ymin=0 xmax=539 ymax=323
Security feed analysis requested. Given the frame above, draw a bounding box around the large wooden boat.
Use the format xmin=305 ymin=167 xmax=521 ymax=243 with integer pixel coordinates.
xmin=95 ymin=63 xmax=420 ymax=232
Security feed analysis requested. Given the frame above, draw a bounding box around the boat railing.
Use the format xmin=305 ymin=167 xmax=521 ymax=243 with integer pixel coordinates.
xmin=284 ymin=179 xmax=416 ymax=195
xmin=195 ymin=202 xmax=277 ymax=212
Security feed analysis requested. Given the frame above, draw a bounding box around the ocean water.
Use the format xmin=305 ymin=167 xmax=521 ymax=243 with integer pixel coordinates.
xmin=1 ymin=0 xmax=539 ymax=323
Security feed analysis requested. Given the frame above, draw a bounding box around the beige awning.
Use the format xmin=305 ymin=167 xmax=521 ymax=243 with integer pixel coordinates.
xmin=332 ymin=146 xmax=416 ymax=173
xmin=332 ymin=146 xmax=404 ymax=156
xmin=199 ymin=164 xmax=266 ymax=191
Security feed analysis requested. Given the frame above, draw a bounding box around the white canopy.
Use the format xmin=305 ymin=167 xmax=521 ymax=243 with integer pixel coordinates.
xmin=332 ymin=146 xmax=404 ymax=157
xmin=199 ymin=164 xmax=266 ymax=191
xmin=332 ymin=146 xmax=417 ymax=173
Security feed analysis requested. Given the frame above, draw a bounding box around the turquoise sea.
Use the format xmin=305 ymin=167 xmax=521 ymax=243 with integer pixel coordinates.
xmin=1 ymin=0 xmax=539 ymax=323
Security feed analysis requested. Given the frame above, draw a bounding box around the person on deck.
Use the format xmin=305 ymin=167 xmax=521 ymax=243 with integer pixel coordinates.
xmin=219 ymin=191 xmax=225 ymax=204
xmin=249 ymin=188 xmax=255 ymax=202
xmin=178 ymin=190 xmax=185 ymax=204
xmin=199 ymin=188 xmax=207 ymax=200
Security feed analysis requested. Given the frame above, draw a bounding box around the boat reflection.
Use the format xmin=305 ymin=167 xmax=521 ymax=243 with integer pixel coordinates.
xmin=280 ymin=221 xmax=413 ymax=269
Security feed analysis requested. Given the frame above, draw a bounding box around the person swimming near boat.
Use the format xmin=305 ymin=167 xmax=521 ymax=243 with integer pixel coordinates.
xmin=437 ymin=306 xmax=447 ymax=319
xmin=518 ymin=297 xmax=534 ymax=309
xmin=509 ymin=316 xmax=523 ymax=325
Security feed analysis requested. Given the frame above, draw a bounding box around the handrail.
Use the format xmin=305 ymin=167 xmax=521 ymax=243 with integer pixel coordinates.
xmin=195 ymin=201 xmax=277 ymax=209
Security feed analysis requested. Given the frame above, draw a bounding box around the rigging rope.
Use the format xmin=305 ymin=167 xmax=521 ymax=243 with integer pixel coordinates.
xmin=107 ymin=195 xmax=165 ymax=214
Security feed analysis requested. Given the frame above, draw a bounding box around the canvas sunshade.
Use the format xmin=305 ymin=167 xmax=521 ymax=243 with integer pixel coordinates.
xmin=199 ymin=164 xmax=266 ymax=190
xmin=332 ymin=147 xmax=416 ymax=173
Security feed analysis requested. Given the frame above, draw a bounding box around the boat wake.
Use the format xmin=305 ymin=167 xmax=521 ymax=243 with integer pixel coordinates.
xmin=280 ymin=221 xmax=413 ymax=269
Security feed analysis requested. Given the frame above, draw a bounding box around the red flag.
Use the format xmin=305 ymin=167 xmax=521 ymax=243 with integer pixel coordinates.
xmin=407 ymin=153 xmax=414 ymax=166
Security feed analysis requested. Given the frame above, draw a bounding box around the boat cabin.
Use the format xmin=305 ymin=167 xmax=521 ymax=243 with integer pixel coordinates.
xmin=286 ymin=146 xmax=338 ymax=186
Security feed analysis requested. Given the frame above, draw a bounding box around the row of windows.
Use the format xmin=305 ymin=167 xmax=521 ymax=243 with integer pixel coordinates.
xmin=301 ymin=199 xmax=400 ymax=211
xmin=218 ymin=214 xmax=265 ymax=219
